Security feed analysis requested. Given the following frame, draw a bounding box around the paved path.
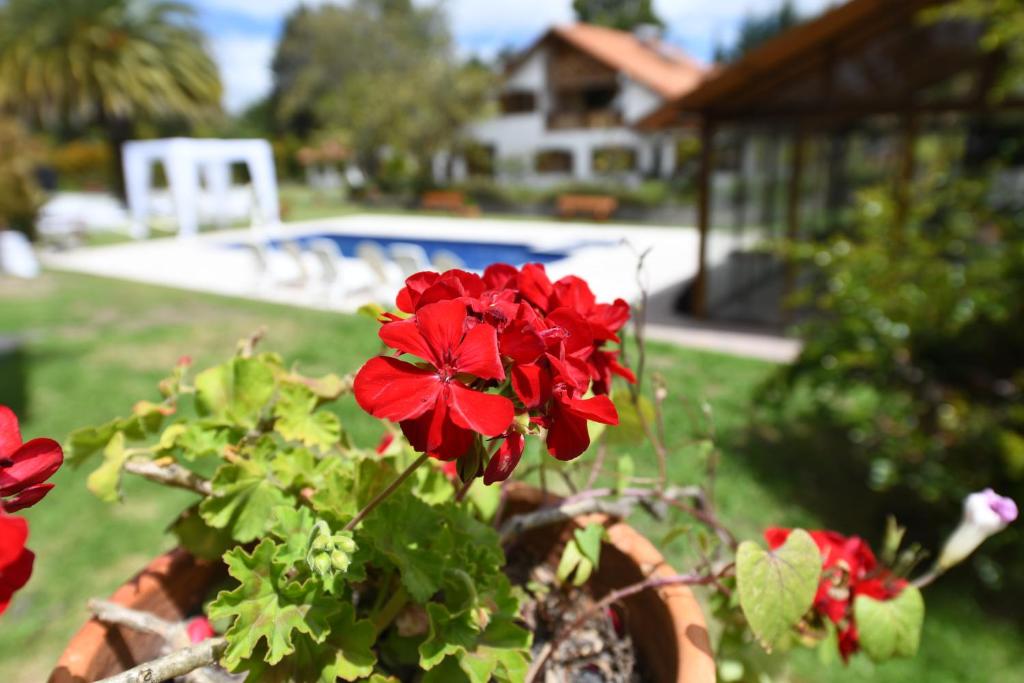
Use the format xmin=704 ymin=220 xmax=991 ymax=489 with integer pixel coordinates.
xmin=644 ymin=322 xmax=801 ymax=364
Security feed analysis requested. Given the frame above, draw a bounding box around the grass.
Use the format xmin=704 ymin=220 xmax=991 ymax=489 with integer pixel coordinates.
xmin=0 ymin=271 xmax=1020 ymax=682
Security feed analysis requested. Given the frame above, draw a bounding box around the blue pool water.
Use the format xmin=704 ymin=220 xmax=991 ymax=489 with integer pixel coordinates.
xmin=263 ymin=233 xmax=609 ymax=270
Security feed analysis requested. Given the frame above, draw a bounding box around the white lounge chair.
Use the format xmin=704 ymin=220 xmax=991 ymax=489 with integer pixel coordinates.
xmin=281 ymin=241 xmax=311 ymax=289
xmin=239 ymin=241 xmax=272 ymax=291
xmin=308 ymin=238 xmax=347 ymax=301
xmin=431 ymin=249 xmax=465 ymax=273
xmin=388 ymin=242 xmax=432 ymax=278
xmin=356 ymin=241 xmax=392 ymax=286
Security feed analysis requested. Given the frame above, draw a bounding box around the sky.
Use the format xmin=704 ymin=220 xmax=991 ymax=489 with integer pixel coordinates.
xmin=193 ymin=0 xmax=836 ymax=113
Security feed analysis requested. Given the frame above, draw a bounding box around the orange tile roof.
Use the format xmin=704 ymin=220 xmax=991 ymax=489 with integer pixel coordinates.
xmin=543 ymin=23 xmax=706 ymax=99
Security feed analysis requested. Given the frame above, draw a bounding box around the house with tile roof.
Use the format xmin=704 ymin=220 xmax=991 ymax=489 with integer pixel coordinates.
xmin=435 ymin=23 xmax=707 ymax=187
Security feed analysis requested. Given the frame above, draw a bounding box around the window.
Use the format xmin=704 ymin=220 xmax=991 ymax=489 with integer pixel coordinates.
xmin=592 ymin=146 xmax=637 ymax=174
xmin=499 ymin=91 xmax=536 ymax=114
xmin=535 ymin=149 xmax=573 ymax=174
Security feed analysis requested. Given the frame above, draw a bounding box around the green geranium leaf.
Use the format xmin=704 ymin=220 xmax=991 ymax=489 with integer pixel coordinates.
xmin=419 ymin=603 xmax=481 ymax=670
xmin=209 ymin=539 xmax=335 ymax=670
xmin=172 ymin=421 xmax=235 ymax=461
xmin=574 ymin=523 xmax=605 ymax=565
xmin=556 ymin=538 xmax=593 ymax=587
xmin=737 ymin=528 xmax=821 ymax=649
xmin=200 ymin=443 xmax=294 ymax=542
xmin=171 ymin=507 xmax=235 ymax=560
xmin=195 ymin=356 xmax=276 ymax=428
xmin=607 ymin=391 xmax=654 ymax=445
xmin=853 ymin=586 xmax=924 ymax=662
xmin=274 ymin=383 xmax=341 ymax=450
xmin=67 ymin=420 xmax=121 ymax=465
xmin=283 ymin=370 xmax=350 ymax=401
xmin=363 ymin=495 xmax=452 ymax=602
xmin=270 ymin=505 xmax=317 ymax=569
xmin=86 ymin=432 xmax=131 ymax=503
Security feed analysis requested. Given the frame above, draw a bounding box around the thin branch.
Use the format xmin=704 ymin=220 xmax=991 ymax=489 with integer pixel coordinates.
xmin=95 ymin=638 xmax=226 ymax=683
xmin=582 ymin=434 xmax=608 ymax=491
xmin=88 ymin=600 xmax=236 ymax=683
xmin=88 ymin=599 xmax=178 ymax=641
xmin=124 ymin=459 xmax=213 ymax=496
xmin=499 ymin=498 xmax=636 ymax=543
xmin=525 ymin=567 xmax=733 ymax=683
xmin=343 ymin=453 xmax=429 ymax=532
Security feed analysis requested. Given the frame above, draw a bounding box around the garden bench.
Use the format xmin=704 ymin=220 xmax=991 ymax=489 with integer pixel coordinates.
xmin=557 ymin=194 xmax=618 ymax=221
xmin=420 ymin=190 xmax=480 ymax=217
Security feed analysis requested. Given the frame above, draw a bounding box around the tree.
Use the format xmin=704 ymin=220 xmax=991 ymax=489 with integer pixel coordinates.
xmin=0 ymin=0 xmax=222 ymax=194
xmin=714 ymin=1 xmax=799 ymax=63
xmin=572 ymin=0 xmax=664 ymax=30
xmin=924 ymin=0 xmax=1024 ymax=100
xmin=270 ymin=0 xmax=494 ymax=189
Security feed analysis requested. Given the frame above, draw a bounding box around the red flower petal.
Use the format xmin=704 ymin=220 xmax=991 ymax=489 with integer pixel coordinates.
xmin=519 ymin=263 xmax=555 ymax=311
xmin=447 ymin=383 xmax=514 ymax=438
xmin=3 ymin=483 xmax=54 ymax=513
xmin=399 ymin=397 xmax=475 ymax=460
xmin=0 ymin=406 xmax=21 ymax=460
xmin=379 ymin=317 xmax=438 ymax=365
xmin=483 ymin=433 xmax=525 ymax=485
xmin=396 ymin=271 xmax=440 ymax=312
xmin=453 ymin=322 xmax=505 ymax=381
xmin=416 ymin=300 xmax=468 ymax=363
xmin=0 ymin=546 xmax=34 ymax=617
xmin=500 ymin=320 xmax=545 ymax=364
xmin=0 ymin=438 xmax=63 ymax=498
xmin=511 ymin=363 xmax=551 ymax=409
xmin=483 ymin=263 xmax=518 ymax=290
xmin=559 ymin=394 xmax=618 ymax=426
xmin=763 ymin=528 xmax=791 ymax=550
xmin=353 ymin=356 xmax=441 ymax=423
xmin=0 ymin=514 xmax=28 ymax=568
xmin=546 ymin=405 xmax=592 ymax=461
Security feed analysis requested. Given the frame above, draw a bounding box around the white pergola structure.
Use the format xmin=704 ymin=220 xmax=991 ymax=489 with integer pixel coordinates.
xmin=123 ymin=138 xmax=280 ymax=239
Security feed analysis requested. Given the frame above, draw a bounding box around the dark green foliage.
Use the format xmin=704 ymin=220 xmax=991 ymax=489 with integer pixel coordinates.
xmin=270 ymin=0 xmax=495 ymax=188
xmin=713 ymin=1 xmax=800 ymax=63
xmin=762 ymin=177 xmax=1024 ymax=572
xmin=571 ymin=0 xmax=663 ymax=30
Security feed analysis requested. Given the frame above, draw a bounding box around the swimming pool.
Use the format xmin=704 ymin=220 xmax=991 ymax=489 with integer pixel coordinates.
xmin=265 ymin=233 xmax=604 ymax=270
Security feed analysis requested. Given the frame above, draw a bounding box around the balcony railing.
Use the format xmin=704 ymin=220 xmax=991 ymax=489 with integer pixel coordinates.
xmin=546 ymin=109 xmax=623 ymax=130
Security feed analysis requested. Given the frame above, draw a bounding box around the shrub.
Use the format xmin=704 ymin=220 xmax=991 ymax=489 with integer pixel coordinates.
xmin=48 ymin=139 xmax=110 ymax=189
xmin=761 ymin=175 xmax=1024 ymax=584
xmin=0 ymin=117 xmax=42 ymax=240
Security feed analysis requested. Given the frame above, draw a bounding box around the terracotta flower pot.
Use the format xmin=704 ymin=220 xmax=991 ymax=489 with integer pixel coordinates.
xmin=51 ymin=485 xmax=715 ymax=682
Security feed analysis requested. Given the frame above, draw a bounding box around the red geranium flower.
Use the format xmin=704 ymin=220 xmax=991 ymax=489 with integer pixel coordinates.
xmin=0 ymin=405 xmax=63 ymax=513
xmin=0 ymin=513 xmax=34 ymax=616
xmin=354 ymin=300 xmax=514 ymax=460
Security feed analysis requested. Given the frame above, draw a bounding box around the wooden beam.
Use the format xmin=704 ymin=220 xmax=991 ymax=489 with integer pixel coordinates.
xmin=693 ymin=118 xmax=715 ymax=318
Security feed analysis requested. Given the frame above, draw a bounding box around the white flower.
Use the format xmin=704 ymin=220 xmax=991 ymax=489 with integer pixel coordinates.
xmin=937 ymin=489 xmax=1018 ymax=570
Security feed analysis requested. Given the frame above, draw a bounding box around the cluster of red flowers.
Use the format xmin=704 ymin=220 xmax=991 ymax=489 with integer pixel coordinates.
xmin=0 ymin=405 xmax=63 ymax=616
xmin=765 ymin=528 xmax=907 ymax=660
xmin=355 ymin=264 xmax=634 ymax=483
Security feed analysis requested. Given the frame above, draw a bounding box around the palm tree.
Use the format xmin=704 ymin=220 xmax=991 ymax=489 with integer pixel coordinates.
xmin=0 ymin=0 xmax=222 ymax=193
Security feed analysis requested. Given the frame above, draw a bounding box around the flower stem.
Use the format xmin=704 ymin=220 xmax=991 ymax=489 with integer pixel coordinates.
xmin=370 ymin=584 xmax=410 ymax=636
xmin=343 ymin=453 xmax=429 ymax=532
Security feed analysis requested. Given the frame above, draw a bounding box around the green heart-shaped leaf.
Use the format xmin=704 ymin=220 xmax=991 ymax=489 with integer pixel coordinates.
xmin=737 ymin=529 xmax=821 ymax=649
xmin=853 ymin=585 xmax=924 ymax=662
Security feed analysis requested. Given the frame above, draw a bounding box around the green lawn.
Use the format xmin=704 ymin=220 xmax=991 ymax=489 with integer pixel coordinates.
xmin=0 ymin=271 xmax=1020 ymax=682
